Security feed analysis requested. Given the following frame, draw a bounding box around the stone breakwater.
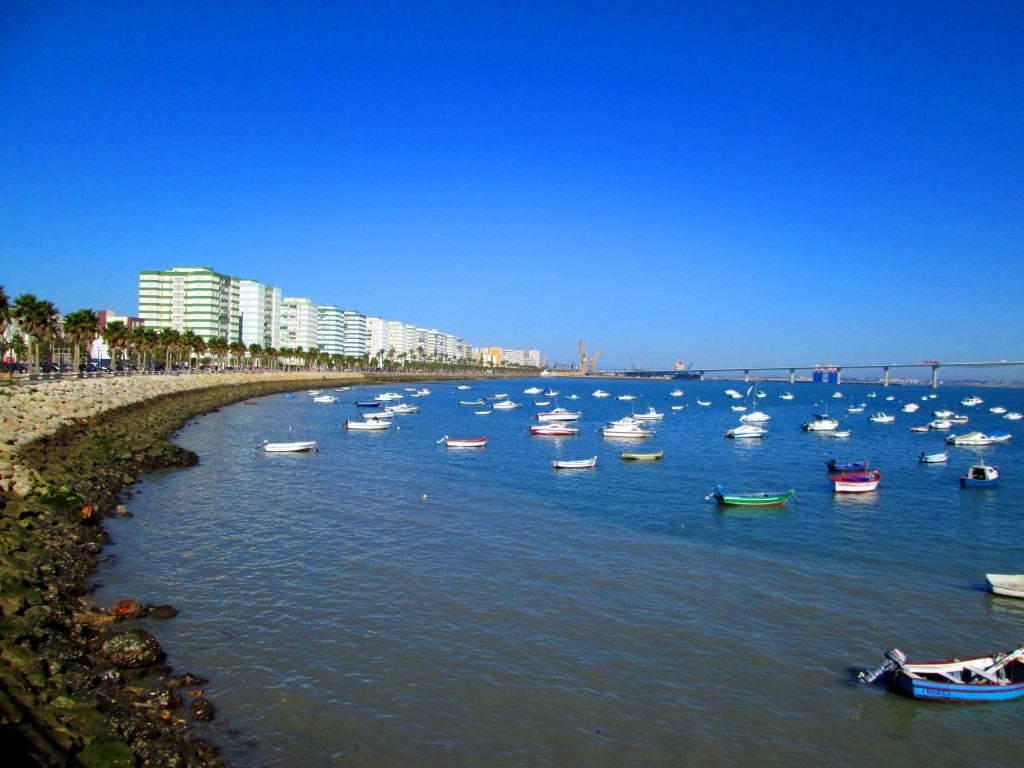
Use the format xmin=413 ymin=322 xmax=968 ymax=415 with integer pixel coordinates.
xmin=0 ymin=372 xmax=365 ymax=497
xmin=0 ymin=371 xmax=378 ymax=766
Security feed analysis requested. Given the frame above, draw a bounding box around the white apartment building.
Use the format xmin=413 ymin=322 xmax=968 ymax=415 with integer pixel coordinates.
xmin=238 ymin=280 xmax=281 ymax=349
xmin=138 ymin=266 xmax=239 ymax=341
xmin=316 ymin=305 xmax=345 ymax=356
xmin=342 ymin=310 xmax=367 ymax=359
xmin=278 ymin=297 xmax=319 ymax=351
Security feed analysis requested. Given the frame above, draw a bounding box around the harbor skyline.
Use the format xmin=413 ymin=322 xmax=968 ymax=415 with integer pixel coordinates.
xmin=2 ymin=3 xmax=1022 ymax=374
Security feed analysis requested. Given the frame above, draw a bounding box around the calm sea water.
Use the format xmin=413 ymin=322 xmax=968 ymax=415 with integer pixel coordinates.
xmin=94 ymin=378 xmax=1024 ymax=767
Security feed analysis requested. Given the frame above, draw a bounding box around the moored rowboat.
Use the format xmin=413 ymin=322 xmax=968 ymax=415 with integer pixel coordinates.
xmin=440 ymin=436 xmax=487 ymax=448
xmin=986 ymin=574 xmax=1024 ymax=599
xmin=860 ymin=646 xmax=1024 ymax=701
xmin=708 ymin=486 xmax=795 ymax=507
xmin=832 ymin=470 xmax=881 ymax=493
xmin=258 ymin=440 xmax=318 ymax=453
xmin=621 ymin=451 xmax=664 ymax=461
xmin=551 ymin=456 xmax=597 ymax=470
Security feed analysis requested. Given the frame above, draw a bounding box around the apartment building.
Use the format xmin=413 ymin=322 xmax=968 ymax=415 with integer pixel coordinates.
xmin=279 ymin=297 xmax=319 ymax=351
xmin=138 ymin=266 xmax=239 ymax=341
xmin=238 ymin=280 xmax=281 ymax=349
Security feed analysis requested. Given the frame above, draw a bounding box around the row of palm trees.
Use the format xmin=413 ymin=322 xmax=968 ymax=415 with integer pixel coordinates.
xmin=0 ymin=285 xmax=539 ymax=375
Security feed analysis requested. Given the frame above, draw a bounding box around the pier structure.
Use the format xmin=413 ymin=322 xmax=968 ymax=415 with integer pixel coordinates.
xmin=612 ymin=360 xmax=1024 ymax=388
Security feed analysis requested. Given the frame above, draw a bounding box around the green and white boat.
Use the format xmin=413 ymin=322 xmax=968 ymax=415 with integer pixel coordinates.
xmin=708 ymin=486 xmax=795 ymax=507
xmin=620 ymin=451 xmax=664 ymax=461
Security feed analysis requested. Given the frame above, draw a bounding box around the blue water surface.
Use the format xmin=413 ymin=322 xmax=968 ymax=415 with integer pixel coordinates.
xmin=94 ymin=378 xmax=1024 ymax=767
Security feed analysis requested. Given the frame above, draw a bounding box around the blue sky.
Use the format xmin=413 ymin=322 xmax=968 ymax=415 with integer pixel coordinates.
xmin=2 ymin=2 xmax=1022 ymax=376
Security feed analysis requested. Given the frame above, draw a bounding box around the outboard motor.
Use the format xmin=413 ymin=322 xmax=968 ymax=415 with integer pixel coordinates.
xmin=859 ymin=648 xmax=907 ymax=684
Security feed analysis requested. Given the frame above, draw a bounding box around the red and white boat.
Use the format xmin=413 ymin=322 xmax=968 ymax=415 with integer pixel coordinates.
xmin=536 ymin=407 xmax=582 ymax=422
xmin=531 ymin=423 xmax=579 ymax=436
xmin=832 ymin=470 xmax=882 ymax=493
xmin=440 ymin=436 xmax=487 ymax=448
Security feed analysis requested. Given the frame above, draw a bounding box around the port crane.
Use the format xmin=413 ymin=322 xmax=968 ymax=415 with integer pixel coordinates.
xmin=580 ymin=340 xmax=601 ymax=373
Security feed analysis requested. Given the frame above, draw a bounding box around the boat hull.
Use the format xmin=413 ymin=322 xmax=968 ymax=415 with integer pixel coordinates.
xmin=893 ymin=672 xmax=1024 ymax=702
xmin=552 ymin=457 xmax=597 ymax=470
xmin=986 ymin=574 xmax=1024 ymax=599
xmin=621 ymin=451 xmax=663 ymax=461
xmin=832 ymin=470 xmax=881 ymax=493
xmin=711 ymin=486 xmax=793 ymax=507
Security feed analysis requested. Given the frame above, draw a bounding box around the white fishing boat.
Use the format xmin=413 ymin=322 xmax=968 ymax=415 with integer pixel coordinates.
xmin=601 ymin=423 xmax=652 ymax=438
xmin=474 ymin=409 xmax=492 ymax=415
xmin=536 ymin=407 xmax=582 ymax=422
xmin=832 ymin=470 xmax=882 ymax=493
xmin=946 ymin=431 xmax=1012 ymax=446
xmin=312 ymin=395 xmax=338 ymax=403
xmin=1006 ymin=412 xmax=1023 ymax=421
xmin=617 ymin=394 xmax=636 ymax=401
xmin=491 ymin=399 xmax=522 ymax=410
xmin=592 ymin=389 xmax=610 ymax=398
xmin=440 ymin=436 xmax=487 ymax=448
xmin=344 ymin=419 xmax=391 ymax=431
xmin=374 ymin=392 xmax=403 ymax=401
xmin=833 ymin=392 xmax=843 ymax=398
xmin=361 ymin=410 xmax=393 ymax=420
xmin=779 ymin=393 xmax=794 ymax=400
xmin=456 ymin=385 xmax=471 ymax=390
xmin=929 ymin=419 xmax=952 ymax=429
xmin=524 ymin=387 xmax=542 ymax=394
xmin=384 ymin=403 xmax=419 ymax=413
xmin=740 ymin=411 xmax=770 ymax=422
xmin=961 ymin=395 xmax=984 ymax=406
xmin=724 ymin=389 xmax=741 ymax=398
xmin=933 ymin=409 xmax=954 ymax=418
xmin=670 ymin=405 xmax=685 ymax=411
xmin=869 ymin=412 xmax=896 ymax=423
xmin=919 ymin=451 xmax=948 ymax=463
xmin=885 ymin=395 xmax=895 ymax=401
xmin=530 ymin=422 xmax=579 ymax=436
xmin=990 ymin=407 xmax=1008 ymax=414
xmin=821 ymin=429 xmax=851 ymax=438
xmin=552 ymin=456 xmax=597 ymax=470
xmin=730 ymin=405 xmax=748 ymax=412
xmin=725 ymin=424 xmax=767 ymax=439
xmin=533 ymin=400 xmax=551 ymax=406
xmin=258 ymin=440 xmax=318 ymax=453
xmin=901 ymin=403 xmax=919 ymax=412
xmin=697 ymin=400 xmax=711 ymax=406
xmin=670 ymin=389 xmax=684 ymax=397
xmin=986 ymin=574 xmax=1024 ymax=599
xmin=308 ymin=389 xmax=322 ymax=395
xmin=633 ymin=406 xmax=664 ymax=422
xmin=802 ymin=413 xmax=840 ymax=432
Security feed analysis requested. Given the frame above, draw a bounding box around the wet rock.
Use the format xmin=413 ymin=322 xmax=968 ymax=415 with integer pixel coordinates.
xmin=190 ymin=696 xmax=215 ymax=721
xmin=108 ymin=599 xmax=147 ymax=620
xmin=100 ymin=629 xmax=165 ymax=669
xmin=146 ymin=603 xmax=178 ymax=620
xmin=179 ymin=672 xmax=208 ymax=686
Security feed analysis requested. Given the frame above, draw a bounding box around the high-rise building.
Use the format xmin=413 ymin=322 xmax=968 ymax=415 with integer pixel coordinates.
xmin=316 ymin=305 xmax=345 ymax=357
xmin=278 ymin=297 xmax=319 ymax=351
xmin=238 ymin=280 xmax=281 ymax=349
xmin=138 ymin=266 xmax=239 ymax=341
xmin=342 ymin=310 xmax=367 ymax=359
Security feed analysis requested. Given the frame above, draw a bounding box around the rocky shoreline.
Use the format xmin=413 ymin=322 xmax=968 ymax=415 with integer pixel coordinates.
xmin=0 ymin=371 xmax=457 ymax=767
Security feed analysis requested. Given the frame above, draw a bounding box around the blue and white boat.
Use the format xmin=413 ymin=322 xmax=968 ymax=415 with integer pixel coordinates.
xmin=860 ymin=647 xmax=1024 ymax=702
xmin=961 ymin=463 xmax=999 ymax=487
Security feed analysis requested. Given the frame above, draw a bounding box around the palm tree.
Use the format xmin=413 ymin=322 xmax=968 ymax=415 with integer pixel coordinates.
xmin=207 ymin=336 xmax=229 ymax=370
xmin=11 ymin=294 xmax=40 ymax=371
xmin=101 ymin=320 xmax=128 ymax=370
xmin=181 ymin=330 xmax=201 ymax=369
xmin=248 ymin=343 xmax=262 ymax=370
xmin=62 ymin=309 xmax=99 ymax=372
xmin=0 ymin=285 xmax=11 ymax=377
xmin=229 ymin=340 xmax=247 ymax=368
xmin=160 ymin=327 xmax=182 ymax=371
